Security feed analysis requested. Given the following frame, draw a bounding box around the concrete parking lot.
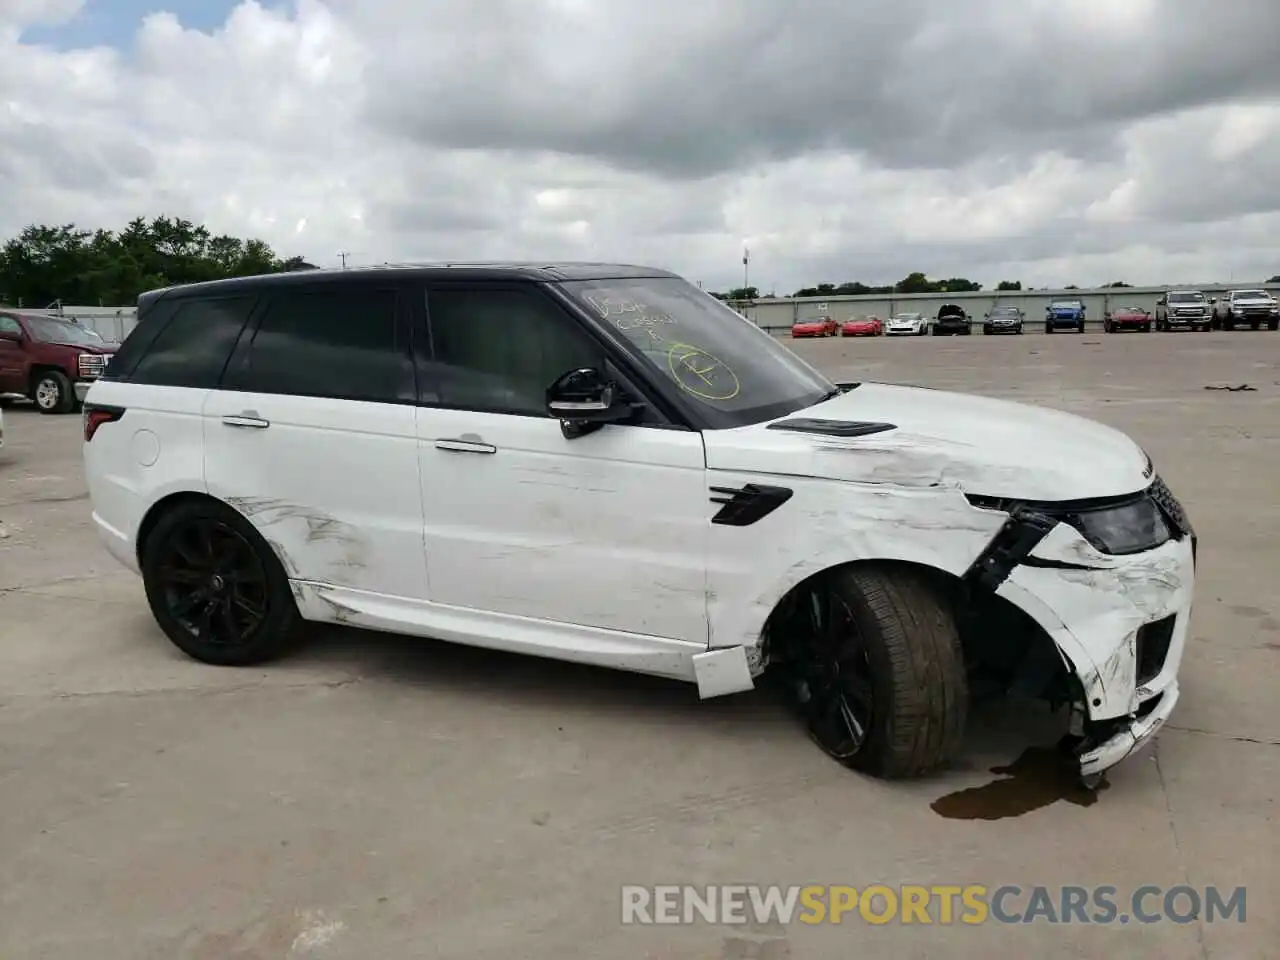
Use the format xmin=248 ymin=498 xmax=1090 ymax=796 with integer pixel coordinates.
xmin=1 ymin=331 xmax=1277 ymax=959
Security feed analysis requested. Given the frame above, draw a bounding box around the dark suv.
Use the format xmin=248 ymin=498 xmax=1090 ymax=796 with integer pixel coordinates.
xmin=932 ymin=303 xmax=972 ymax=335
xmin=0 ymin=311 xmax=118 ymax=413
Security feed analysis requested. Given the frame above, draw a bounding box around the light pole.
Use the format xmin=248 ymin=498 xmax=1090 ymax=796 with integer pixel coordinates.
xmin=742 ymin=245 xmax=750 ymax=295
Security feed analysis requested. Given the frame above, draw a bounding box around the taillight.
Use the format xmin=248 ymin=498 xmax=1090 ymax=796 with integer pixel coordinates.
xmin=83 ymin=405 xmax=125 ymax=442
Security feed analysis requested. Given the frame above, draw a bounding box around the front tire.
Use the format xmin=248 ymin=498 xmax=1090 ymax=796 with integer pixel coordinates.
xmin=31 ymin=370 xmax=76 ymax=414
xmin=141 ymin=498 xmax=303 ymax=666
xmin=771 ymin=565 xmax=968 ymax=779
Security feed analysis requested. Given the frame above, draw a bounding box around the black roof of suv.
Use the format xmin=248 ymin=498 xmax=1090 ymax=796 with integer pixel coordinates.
xmin=139 ymin=262 xmax=681 ymax=307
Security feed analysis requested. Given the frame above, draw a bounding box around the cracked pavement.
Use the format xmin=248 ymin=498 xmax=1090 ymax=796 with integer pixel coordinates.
xmin=0 ymin=331 xmax=1277 ymax=958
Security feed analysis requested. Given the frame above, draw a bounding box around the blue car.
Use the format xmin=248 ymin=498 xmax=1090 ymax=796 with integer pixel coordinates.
xmin=1045 ymin=299 xmax=1086 ymax=334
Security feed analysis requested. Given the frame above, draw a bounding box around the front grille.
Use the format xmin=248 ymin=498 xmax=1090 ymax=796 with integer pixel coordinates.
xmin=77 ymin=354 xmax=106 ymax=378
xmin=1135 ymin=614 xmax=1176 ymax=685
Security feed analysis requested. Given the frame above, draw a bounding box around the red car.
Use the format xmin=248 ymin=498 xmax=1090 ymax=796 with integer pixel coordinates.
xmin=1102 ymin=306 xmax=1153 ymax=334
xmin=0 ymin=310 xmax=118 ymax=414
xmin=841 ymin=316 xmax=882 ymax=337
xmin=792 ymin=316 xmax=838 ymax=338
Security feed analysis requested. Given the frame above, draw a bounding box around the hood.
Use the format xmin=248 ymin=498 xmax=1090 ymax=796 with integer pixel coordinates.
xmin=702 ymin=382 xmax=1150 ymax=501
xmin=1050 ymin=305 xmax=1083 ymax=315
xmin=1233 ymin=295 xmax=1274 ymax=305
xmin=936 ymin=304 xmax=966 ymax=318
xmin=49 ymin=340 xmax=118 ymax=353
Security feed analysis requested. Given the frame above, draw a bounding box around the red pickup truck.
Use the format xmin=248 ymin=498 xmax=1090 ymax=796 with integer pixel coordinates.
xmin=0 ymin=310 xmax=119 ymax=414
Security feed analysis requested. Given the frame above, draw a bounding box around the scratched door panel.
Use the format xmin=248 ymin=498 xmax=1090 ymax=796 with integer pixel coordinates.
xmin=205 ymin=391 xmax=428 ymax=599
xmin=416 ymin=406 xmax=710 ymax=644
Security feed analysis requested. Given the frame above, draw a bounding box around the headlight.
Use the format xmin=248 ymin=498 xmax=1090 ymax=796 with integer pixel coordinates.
xmin=1066 ymin=498 xmax=1171 ymax=555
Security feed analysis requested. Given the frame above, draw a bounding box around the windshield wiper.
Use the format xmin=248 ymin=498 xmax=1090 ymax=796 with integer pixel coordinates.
xmin=817 ymin=384 xmax=851 ymax=403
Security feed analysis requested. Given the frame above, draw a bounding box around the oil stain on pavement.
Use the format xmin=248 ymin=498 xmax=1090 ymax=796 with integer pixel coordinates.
xmin=931 ymin=745 xmax=1109 ymax=821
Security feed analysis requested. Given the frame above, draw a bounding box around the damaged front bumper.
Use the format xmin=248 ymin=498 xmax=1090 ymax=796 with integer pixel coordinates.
xmin=966 ymin=480 xmax=1195 ymax=780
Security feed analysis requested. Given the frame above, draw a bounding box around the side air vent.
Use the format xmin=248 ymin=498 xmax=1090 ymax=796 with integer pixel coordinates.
xmin=766 ymin=419 xmax=896 ymax=438
xmin=709 ymin=483 xmax=794 ymax=527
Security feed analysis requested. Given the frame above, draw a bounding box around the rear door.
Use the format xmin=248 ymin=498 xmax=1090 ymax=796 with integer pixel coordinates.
xmin=203 ymin=280 xmax=428 ymax=600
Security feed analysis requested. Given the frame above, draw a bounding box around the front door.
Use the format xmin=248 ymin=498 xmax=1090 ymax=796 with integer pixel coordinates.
xmin=414 ymin=283 xmax=710 ymax=645
xmin=203 ymin=281 xmax=428 ymax=601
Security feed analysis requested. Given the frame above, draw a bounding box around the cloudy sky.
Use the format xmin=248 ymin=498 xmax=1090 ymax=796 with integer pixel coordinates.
xmin=3 ymin=0 xmax=1279 ymax=293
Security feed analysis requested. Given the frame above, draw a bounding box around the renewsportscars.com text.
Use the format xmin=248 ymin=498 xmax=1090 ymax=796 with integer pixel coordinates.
xmin=621 ymin=884 xmax=1247 ymax=926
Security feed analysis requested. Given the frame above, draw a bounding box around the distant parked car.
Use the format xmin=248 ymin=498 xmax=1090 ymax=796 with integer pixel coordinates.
xmin=792 ymin=317 xmax=836 ymax=338
xmin=1045 ymin=299 xmax=1086 ymax=334
xmin=885 ymin=312 xmax=927 ymax=336
xmin=1213 ymin=289 xmax=1279 ymax=331
xmin=1103 ymin=306 xmax=1153 ymax=334
xmin=932 ymin=303 xmax=972 ymax=336
xmin=982 ymin=305 xmax=1024 ymax=335
xmin=0 ymin=311 xmax=118 ymax=414
xmin=1154 ymin=291 xmax=1211 ymax=332
xmin=841 ymin=315 xmax=882 ymax=337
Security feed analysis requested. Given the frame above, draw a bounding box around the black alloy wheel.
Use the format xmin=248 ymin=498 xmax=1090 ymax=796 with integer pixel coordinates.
xmin=783 ymin=582 xmax=876 ymax=763
xmin=142 ymin=499 xmax=301 ymax=665
xmin=769 ymin=565 xmax=967 ymax=778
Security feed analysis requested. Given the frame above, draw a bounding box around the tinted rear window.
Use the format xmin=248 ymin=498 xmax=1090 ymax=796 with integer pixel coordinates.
xmin=229 ymin=287 xmax=410 ymax=403
xmin=128 ymin=297 xmax=257 ymax=388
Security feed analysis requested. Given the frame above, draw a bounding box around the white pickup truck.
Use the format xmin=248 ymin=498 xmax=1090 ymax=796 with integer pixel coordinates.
xmin=1213 ymin=289 xmax=1279 ymax=331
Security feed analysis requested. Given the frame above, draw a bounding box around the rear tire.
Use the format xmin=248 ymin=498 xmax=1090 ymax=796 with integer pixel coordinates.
xmin=771 ymin=565 xmax=968 ymax=779
xmin=141 ymin=498 xmax=303 ymax=666
xmin=31 ymin=370 xmax=75 ymax=415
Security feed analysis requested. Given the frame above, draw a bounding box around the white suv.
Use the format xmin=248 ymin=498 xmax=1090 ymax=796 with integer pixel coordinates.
xmin=82 ymin=264 xmax=1196 ymax=786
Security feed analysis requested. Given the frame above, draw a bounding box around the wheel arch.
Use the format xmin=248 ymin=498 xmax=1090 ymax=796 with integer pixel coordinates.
xmin=28 ymin=363 xmax=70 ymax=393
xmin=135 ymin=491 xmax=226 ymax=567
xmin=754 ymin=557 xmax=1079 ymax=706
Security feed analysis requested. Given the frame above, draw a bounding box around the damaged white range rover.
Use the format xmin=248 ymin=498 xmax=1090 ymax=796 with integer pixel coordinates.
xmin=82 ymin=264 xmax=1194 ymax=786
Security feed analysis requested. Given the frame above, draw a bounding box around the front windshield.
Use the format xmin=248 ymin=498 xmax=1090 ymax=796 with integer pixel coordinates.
xmin=1168 ymin=292 xmax=1204 ymax=303
xmin=892 ymin=313 xmax=921 ymax=321
xmin=990 ymin=306 xmax=1018 ymax=315
xmin=25 ymin=316 xmax=104 ymax=345
xmin=559 ymin=276 xmax=835 ymax=428
xmin=1234 ymin=290 xmax=1268 ymax=299
xmin=1050 ymin=300 xmax=1082 ymax=309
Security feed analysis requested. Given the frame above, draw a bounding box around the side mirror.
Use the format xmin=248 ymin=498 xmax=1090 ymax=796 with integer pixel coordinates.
xmin=0 ymin=329 xmax=23 ymax=342
xmin=546 ymin=367 xmax=640 ymax=438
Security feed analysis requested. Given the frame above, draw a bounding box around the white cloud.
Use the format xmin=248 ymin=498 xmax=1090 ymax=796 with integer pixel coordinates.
xmin=1 ymin=0 xmax=1279 ymax=292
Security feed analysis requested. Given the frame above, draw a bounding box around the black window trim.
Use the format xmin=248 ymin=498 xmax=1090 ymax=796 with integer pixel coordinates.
xmin=414 ymin=279 xmax=695 ymax=430
xmin=218 ymin=280 xmax=419 ymax=406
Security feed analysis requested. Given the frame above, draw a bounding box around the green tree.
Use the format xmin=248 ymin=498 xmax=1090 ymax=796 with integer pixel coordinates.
xmin=0 ymin=216 xmax=308 ymax=307
xmin=726 ymin=286 xmax=759 ymax=300
xmin=996 ymin=280 xmax=1022 ymax=291
xmin=895 ymin=272 xmax=934 ymax=294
